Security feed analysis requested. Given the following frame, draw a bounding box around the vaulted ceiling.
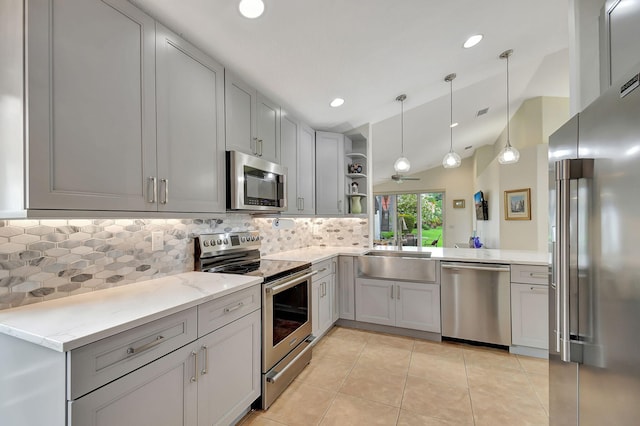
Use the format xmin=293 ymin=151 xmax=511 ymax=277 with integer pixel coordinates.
xmin=132 ymin=0 xmax=570 ymax=183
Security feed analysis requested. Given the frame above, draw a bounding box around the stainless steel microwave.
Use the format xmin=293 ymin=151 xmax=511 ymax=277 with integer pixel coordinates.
xmin=226 ymin=151 xmax=287 ymax=212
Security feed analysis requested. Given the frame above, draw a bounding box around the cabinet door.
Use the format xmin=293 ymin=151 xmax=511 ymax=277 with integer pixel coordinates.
xmin=297 ymin=122 xmax=316 ymax=214
xmin=156 ymin=24 xmax=225 ymax=213
xmin=315 ymin=132 xmax=345 ymax=215
xmin=338 ymin=256 xmax=355 ymax=320
xmin=27 ymin=0 xmax=157 ymax=211
xmin=395 ymin=282 xmax=441 ymax=332
xmin=511 ymin=283 xmax=549 ymax=349
xmin=225 ymin=71 xmax=256 ymax=156
xmin=198 ymin=310 xmax=261 ymax=426
xmin=280 ymin=113 xmax=300 ymax=214
xmin=69 ymin=343 xmax=197 ymax=426
xmin=313 ymin=278 xmax=333 ymax=338
xmin=355 ymin=278 xmax=395 ymax=326
xmin=256 ymin=93 xmax=281 ymax=163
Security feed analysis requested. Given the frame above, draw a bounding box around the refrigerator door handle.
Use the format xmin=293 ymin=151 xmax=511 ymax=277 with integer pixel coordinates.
xmin=555 ymin=158 xmax=594 ymax=363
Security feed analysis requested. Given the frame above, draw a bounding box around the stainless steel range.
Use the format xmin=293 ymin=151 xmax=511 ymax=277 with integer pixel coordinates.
xmin=194 ymin=231 xmax=315 ymax=409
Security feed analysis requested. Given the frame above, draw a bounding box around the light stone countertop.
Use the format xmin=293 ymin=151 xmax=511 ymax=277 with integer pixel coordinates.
xmin=263 ymin=245 xmax=549 ymax=266
xmin=0 ymin=272 xmax=262 ymax=352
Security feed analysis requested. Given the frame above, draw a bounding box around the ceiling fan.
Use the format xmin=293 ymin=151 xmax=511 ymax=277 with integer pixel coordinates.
xmin=391 ymin=94 xmax=420 ymax=183
xmin=391 ymin=174 xmax=419 ymax=182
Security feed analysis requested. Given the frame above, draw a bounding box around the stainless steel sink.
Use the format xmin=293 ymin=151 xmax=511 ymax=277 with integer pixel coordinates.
xmin=358 ymin=251 xmax=437 ymax=282
xmin=365 ymin=250 xmax=432 ymax=259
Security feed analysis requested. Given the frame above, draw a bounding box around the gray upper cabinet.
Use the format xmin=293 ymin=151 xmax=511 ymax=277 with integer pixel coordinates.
xmin=225 ymin=71 xmax=281 ymax=164
xmin=315 ymin=131 xmax=345 ymax=215
xmin=9 ymin=0 xmax=226 ymax=215
xmin=155 ymin=24 xmax=226 ymax=213
xmin=27 ymin=0 xmax=157 ymax=212
xmin=281 ymin=113 xmax=315 ymax=215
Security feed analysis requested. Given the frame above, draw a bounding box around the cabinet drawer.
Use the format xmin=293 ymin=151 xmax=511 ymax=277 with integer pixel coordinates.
xmin=68 ymin=307 xmax=198 ymax=400
xmin=313 ymin=258 xmax=336 ymax=281
xmin=511 ymin=264 xmax=549 ymax=285
xmin=198 ymin=284 xmax=261 ymax=337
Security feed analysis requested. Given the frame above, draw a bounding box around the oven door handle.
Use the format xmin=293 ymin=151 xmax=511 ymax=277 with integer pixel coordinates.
xmin=265 ymin=270 xmax=317 ymax=295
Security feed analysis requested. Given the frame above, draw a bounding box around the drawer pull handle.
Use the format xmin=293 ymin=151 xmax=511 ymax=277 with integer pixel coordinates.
xmin=126 ymin=335 xmax=164 ymax=355
xmin=201 ymin=345 xmax=208 ymax=375
xmin=529 ymin=272 xmax=549 ymax=279
xmin=224 ymin=302 xmax=244 ymax=313
xmin=191 ymin=351 xmax=198 ymax=383
xmin=315 ymin=267 xmax=328 ymax=274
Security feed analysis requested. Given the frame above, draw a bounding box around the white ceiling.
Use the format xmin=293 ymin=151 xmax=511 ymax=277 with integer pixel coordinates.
xmin=132 ymin=0 xmax=570 ymax=183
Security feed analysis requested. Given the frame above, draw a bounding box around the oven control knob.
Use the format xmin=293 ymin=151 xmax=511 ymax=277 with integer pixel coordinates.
xmin=223 ymin=239 xmax=228 ymax=244
xmin=250 ymin=236 xmax=255 ymax=242
xmin=203 ymin=240 xmax=210 ymax=247
xmin=217 ymin=239 xmax=222 ymax=245
xmin=240 ymin=237 xmax=246 ymax=243
xmin=209 ymin=239 xmax=216 ymax=246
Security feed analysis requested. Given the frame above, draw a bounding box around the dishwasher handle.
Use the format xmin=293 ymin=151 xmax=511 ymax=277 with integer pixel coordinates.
xmin=441 ymin=262 xmax=510 ymax=273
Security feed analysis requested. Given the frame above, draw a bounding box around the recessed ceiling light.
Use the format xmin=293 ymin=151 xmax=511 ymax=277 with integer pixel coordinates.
xmin=450 ymin=122 xmax=459 ymax=128
xmin=239 ymin=0 xmax=264 ymax=19
xmin=330 ymin=98 xmax=345 ymax=108
xmin=463 ymin=34 xmax=483 ymax=49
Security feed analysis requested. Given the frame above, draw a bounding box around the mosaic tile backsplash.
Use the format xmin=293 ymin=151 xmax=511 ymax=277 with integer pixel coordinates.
xmin=0 ymin=216 xmax=368 ymax=310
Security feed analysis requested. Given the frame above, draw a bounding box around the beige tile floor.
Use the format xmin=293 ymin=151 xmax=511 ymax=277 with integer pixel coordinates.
xmin=239 ymin=326 xmax=549 ymax=426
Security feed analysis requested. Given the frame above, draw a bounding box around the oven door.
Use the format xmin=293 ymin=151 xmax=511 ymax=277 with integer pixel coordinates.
xmin=263 ymin=270 xmax=314 ymax=370
xmin=227 ymin=151 xmax=287 ymax=211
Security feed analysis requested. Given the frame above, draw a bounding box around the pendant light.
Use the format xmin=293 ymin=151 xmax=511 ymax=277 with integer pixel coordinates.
xmin=393 ymin=94 xmax=411 ymax=174
xmin=497 ymin=49 xmax=520 ymax=164
xmin=442 ymin=73 xmax=461 ymax=169
xmin=238 ymin=0 xmax=264 ymax=19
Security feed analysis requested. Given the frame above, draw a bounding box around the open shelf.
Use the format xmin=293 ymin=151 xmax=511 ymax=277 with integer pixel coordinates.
xmin=345 ymin=193 xmax=368 ymax=197
xmin=346 ymin=173 xmax=367 ymax=179
xmin=345 ymin=152 xmax=367 ymax=160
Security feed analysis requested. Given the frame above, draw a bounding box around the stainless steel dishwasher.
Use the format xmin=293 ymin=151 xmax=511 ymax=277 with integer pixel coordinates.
xmin=441 ymin=262 xmax=511 ymax=346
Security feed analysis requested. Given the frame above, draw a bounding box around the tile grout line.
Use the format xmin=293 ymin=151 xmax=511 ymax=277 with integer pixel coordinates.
xmin=463 ymin=349 xmax=478 ymax=426
xmin=394 ymin=340 xmax=414 ymax=425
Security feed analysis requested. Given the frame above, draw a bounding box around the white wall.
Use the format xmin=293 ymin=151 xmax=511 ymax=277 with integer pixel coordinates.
xmin=374 ymin=159 xmax=474 ymax=248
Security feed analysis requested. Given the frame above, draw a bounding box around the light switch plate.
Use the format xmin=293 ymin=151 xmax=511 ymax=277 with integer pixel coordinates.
xmin=151 ymin=231 xmax=164 ymax=251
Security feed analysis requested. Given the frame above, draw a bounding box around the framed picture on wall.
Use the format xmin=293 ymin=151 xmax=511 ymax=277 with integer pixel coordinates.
xmin=453 ymin=199 xmax=465 ymax=209
xmin=504 ymin=188 xmax=531 ymax=220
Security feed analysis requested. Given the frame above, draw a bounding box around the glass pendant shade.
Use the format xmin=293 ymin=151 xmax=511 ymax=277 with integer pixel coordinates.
xmin=499 ymin=49 xmax=519 ymax=165
xmin=498 ymin=143 xmax=520 ymax=164
xmin=394 ymin=156 xmax=411 ymax=173
xmin=443 ymin=150 xmax=461 ymax=168
xmin=442 ymin=73 xmax=461 ymax=169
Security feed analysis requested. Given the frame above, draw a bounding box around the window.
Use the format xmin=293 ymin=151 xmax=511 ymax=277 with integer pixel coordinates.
xmin=374 ymin=192 xmax=444 ymax=247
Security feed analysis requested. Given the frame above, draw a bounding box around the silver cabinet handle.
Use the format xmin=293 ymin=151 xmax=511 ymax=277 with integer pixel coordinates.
xmin=126 ymin=335 xmax=164 ymax=355
xmin=390 ymin=285 xmax=394 ymax=299
xmin=147 ymin=177 xmax=157 ymax=203
xmin=338 ymin=199 xmax=343 ymax=212
xmin=301 ymin=197 xmax=305 ymax=211
xmin=257 ymin=139 xmax=263 ymax=156
xmin=252 ymin=137 xmax=259 ymax=155
xmin=315 ymin=267 xmax=327 ymax=274
xmin=529 ymin=272 xmax=549 ymax=279
xmin=201 ymin=345 xmax=208 ymax=375
xmin=190 ymin=350 xmax=198 ymax=383
xmin=397 ymin=285 xmax=400 ymax=299
xmin=224 ymin=301 xmax=244 ymax=313
xmin=160 ymin=178 xmax=168 ymax=204
xmin=530 ymin=286 xmax=546 ymax=291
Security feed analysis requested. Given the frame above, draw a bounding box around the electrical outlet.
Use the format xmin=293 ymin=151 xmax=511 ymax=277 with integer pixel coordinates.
xmin=151 ymin=231 xmax=164 ymax=251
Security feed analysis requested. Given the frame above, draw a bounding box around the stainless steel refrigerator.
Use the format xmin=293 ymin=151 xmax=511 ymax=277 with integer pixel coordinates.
xmin=549 ymin=64 xmax=640 ymax=425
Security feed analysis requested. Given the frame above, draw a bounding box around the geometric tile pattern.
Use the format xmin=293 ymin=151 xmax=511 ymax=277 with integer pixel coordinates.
xmin=0 ymin=216 xmax=370 ymax=311
xmin=0 ymin=216 xmax=253 ymax=310
xmin=240 ymin=326 xmax=549 ymax=426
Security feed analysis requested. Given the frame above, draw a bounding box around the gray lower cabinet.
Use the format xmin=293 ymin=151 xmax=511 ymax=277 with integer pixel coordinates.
xmin=355 ymin=278 xmax=440 ymax=333
xmin=338 ymin=256 xmax=356 ymax=320
xmin=69 ymin=310 xmax=260 ymax=426
xmin=225 ymin=71 xmax=281 ymax=164
xmin=312 ymin=259 xmax=337 ymax=339
xmin=510 ymin=263 xmax=549 ymax=350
